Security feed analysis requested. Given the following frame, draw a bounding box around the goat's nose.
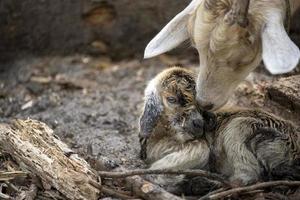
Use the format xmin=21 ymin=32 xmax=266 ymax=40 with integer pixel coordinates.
xmin=192 ymin=119 xmax=203 ymax=129
xmin=197 ymin=100 xmax=214 ymax=110
xmin=203 ymin=103 xmax=214 ymax=110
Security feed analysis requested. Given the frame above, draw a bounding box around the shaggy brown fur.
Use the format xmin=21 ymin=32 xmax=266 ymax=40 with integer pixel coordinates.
xmin=139 ymin=67 xmax=213 ymax=192
xmin=139 ymin=67 xmax=211 ymax=167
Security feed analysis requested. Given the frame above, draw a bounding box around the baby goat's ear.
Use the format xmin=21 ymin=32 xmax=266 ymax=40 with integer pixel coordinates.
xmin=139 ymin=82 xmax=163 ymax=138
xmin=262 ymin=10 xmax=300 ymax=74
xmin=144 ymin=0 xmax=201 ymax=59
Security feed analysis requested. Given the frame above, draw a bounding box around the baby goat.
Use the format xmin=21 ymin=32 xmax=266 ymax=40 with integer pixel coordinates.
xmin=139 ymin=67 xmax=216 ymax=192
xmin=139 ymin=67 xmax=214 ymax=170
xmin=139 ymin=67 xmax=300 ymax=187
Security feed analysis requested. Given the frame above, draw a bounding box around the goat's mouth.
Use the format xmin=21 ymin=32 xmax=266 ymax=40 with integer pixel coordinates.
xmin=171 ymin=112 xmax=206 ymax=139
xmin=196 ymin=93 xmax=230 ymax=111
xmin=182 ymin=125 xmax=205 ymax=139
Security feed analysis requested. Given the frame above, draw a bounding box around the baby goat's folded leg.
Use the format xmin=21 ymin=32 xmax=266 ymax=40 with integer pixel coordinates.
xmin=150 ymin=140 xmax=210 ymax=170
xmin=147 ymin=140 xmax=210 ymax=193
xmin=217 ymin=117 xmax=263 ymax=185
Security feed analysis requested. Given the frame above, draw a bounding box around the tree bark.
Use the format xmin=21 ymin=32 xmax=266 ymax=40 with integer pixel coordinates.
xmin=0 ymin=119 xmax=100 ymax=200
xmin=0 ymin=119 xmax=183 ymax=200
xmin=267 ymin=75 xmax=300 ymax=112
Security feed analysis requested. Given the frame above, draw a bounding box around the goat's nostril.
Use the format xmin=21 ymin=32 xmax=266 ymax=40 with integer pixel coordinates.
xmin=192 ymin=119 xmax=203 ymax=129
xmin=198 ymin=103 xmax=214 ymax=111
xmin=203 ymin=103 xmax=214 ymax=110
xmin=196 ymin=98 xmax=214 ymax=110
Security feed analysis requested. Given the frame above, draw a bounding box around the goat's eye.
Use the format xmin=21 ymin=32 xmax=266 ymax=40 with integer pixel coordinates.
xmin=166 ymin=97 xmax=177 ymax=104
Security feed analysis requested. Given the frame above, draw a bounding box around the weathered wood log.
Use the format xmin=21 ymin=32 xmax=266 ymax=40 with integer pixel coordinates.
xmin=16 ymin=184 xmax=38 ymax=200
xmin=0 ymin=119 xmax=182 ymax=200
xmin=0 ymin=119 xmax=100 ymax=200
xmin=0 ymin=171 xmax=27 ymax=181
xmin=91 ymin=156 xmax=184 ymax=200
xmin=125 ymin=174 xmax=183 ymax=200
xmin=267 ymin=75 xmax=300 ymax=112
xmin=92 ymin=159 xmax=184 ymax=200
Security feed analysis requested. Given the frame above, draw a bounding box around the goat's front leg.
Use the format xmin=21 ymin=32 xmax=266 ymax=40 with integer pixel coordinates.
xmin=147 ymin=140 xmax=210 ymax=193
xmin=150 ymin=140 xmax=210 ymax=170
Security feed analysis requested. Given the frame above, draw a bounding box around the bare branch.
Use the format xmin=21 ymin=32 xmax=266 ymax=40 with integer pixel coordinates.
xmin=202 ymin=181 xmax=300 ymax=200
xmin=89 ymin=180 xmax=138 ymax=199
xmin=126 ymin=175 xmax=183 ymax=200
xmin=98 ymin=169 xmax=229 ymax=186
xmin=199 ymin=188 xmax=227 ymax=200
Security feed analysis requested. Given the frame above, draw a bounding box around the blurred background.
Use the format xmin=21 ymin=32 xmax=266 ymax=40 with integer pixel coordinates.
xmin=1 ymin=0 xmax=298 ymax=61
xmin=0 ymin=0 xmax=198 ymax=61
xmin=0 ymin=0 xmax=299 ymax=173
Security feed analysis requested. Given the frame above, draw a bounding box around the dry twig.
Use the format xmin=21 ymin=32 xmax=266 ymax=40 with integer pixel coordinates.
xmin=4 ymin=181 xmax=19 ymax=193
xmin=98 ymin=169 xmax=228 ymax=186
xmin=0 ymin=171 xmax=27 ymax=181
xmin=89 ymin=180 xmax=137 ymax=199
xmin=92 ymin=155 xmax=184 ymax=200
xmin=199 ymin=188 xmax=227 ymax=200
xmin=202 ymin=181 xmax=300 ymax=200
xmin=126 ymin=175 xmax=183 ymax=200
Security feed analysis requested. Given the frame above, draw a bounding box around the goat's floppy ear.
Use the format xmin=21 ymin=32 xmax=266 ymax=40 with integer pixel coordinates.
xmin=144 ymin=0 xmax=202 ymax=59
xmin=139 ymin=84 xmax=163 ymax=138
xmin=262 ymin=11 xmax=300 ymax=74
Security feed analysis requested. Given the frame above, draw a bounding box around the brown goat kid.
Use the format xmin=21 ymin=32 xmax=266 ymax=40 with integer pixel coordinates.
xmin=139 ymin=67 xmax=212 ymax=169
xmin=144 ymin=0 xmax=300 ymax=110
xmin=139 ymin=67 xmax=300 ymax=188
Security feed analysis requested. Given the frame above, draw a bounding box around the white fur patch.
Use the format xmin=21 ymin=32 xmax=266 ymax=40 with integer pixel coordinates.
xmin=144 ymin=76 xmax=163 ymax=108
xmin=262 ymin=10 xmax=300 ymax=74
xmin=144 ymin=0 xmax=202 ymax=59
xmin=150 ymin=141 xmax=209 ymax=170
xmin=145 ymin=77 xmax=159 ymax=97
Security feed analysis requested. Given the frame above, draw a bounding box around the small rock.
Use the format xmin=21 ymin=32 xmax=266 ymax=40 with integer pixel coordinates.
xmin=26 ymin=82 xmax=45 ymax=94
xmin=21 ymin=100 xmax=34 ymax=110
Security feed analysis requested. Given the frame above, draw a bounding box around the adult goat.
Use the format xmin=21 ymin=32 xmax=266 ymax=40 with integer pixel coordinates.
xmin=144 ymin=0 xmax=300 ymax=110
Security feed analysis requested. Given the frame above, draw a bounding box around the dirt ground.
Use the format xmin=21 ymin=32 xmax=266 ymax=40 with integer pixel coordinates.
xmin=0 ymin=55 xmax=299 ymax=198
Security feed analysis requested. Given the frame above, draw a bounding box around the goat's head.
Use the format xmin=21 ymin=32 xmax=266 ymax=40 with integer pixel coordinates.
xmin=139 ymin=67 xmax=216 ymax=140
xmin=144 ymin=0 xmax=300 ymax=110
xmin=139 ymin=67 xmax=198 ymax=138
